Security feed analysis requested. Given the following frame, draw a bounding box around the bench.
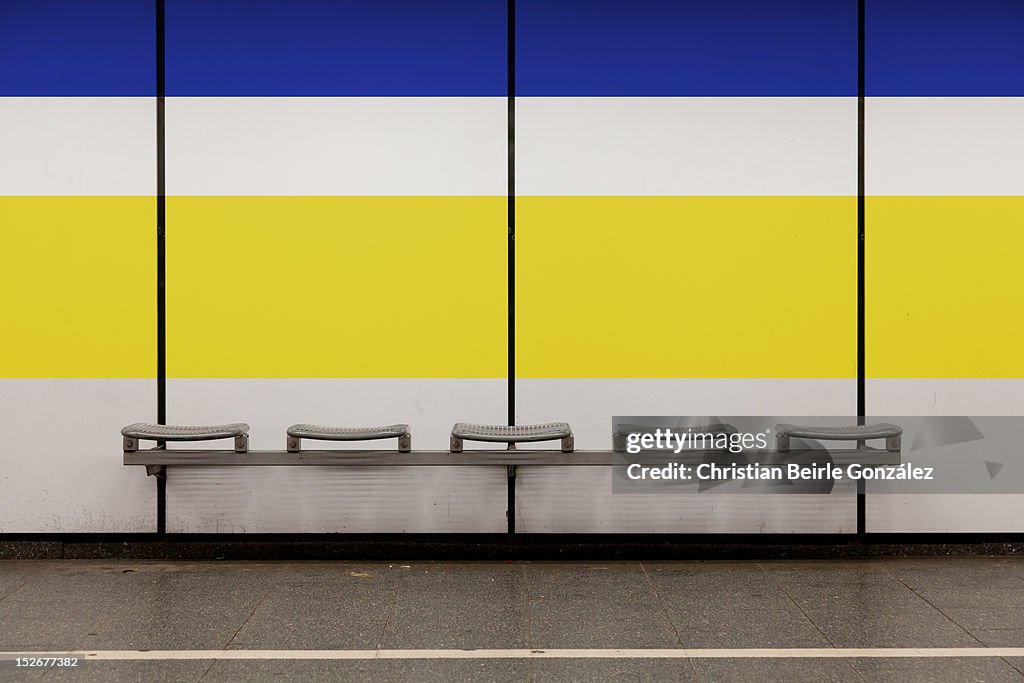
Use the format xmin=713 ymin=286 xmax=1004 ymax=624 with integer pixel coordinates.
xmin=121 ymin=420 xmax=901 ymax=471
xmin=120 ymin=419 xmax=906 ymax=535
xmin=121 ymin=422 xmax=250 ymax=453
xmin=776 ymin=423 xmax=902 ymax=453
xmin=450 ymin=422 xmax=574 ymax=453
xmin=286 ymin=423 xmax=412 ymax=453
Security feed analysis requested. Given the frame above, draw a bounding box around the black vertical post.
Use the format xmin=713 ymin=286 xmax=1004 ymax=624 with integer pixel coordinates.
xmin=856 ymin=0 xmax=867 ymax=536
xmin=506 ymin=0 xmax=517 ymax=535
xmin=156 ymin=0 xmax=167 ymax=534
xmin=507 ymin=0 xmax=516 ymax=429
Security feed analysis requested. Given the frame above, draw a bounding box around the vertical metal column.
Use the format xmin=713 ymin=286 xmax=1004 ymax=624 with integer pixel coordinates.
xmin=507 ymin=0 xmax=517 ymax=535
xmin=856 ymin=0 xmax=867 ymax=536
xmin=156 ymin=0 xmax=167 ymax=534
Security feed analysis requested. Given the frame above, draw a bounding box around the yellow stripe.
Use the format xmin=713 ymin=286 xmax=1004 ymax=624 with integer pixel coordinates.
xmin=868 ymin=197 xmax=1024 ymax=378
xmin=0 ymin=197 xmax=155 ymax=378
xmin=167 ymin=197 xmax=507 ymax=378
xmin=9 ymin=196 xmax=1010 ymax=380
xmin=516 ymin=197 xmax=856 ymax=378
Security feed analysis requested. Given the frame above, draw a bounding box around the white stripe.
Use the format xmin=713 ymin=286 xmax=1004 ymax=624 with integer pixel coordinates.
xmin=517 ymin=97 xmax=856 ymax=196
xmin=867 ymin=381 xmax=1024 ymax=534
xmin=0 ymin=379 xmax=154 ymax=533
xmin=868 ymin=97 xmax=1024 ymax=196
xmin=168 ymin=467 xmax=509 ymax=534
xmin=868 ymin=494 xmax=1024 ymax=533
xmin=166 ymin=97 xmax=506 ymax=196
xmin=868 ymin=378 xmax=1024 ymax=415
xmin=516 ymin=379 xmax=858 ymax=534
xmin=3 ymin=648 xmax=1023 ymax=661
xmin=166 ymin=378 xmax=509 ymax=533
xmin=516 ymin=468 xmax=855 ymax=534
xmin=520 ymin=473 xmax=856 ymax=536
xmin=517 ymin=378 xmax=856 ymax=450
xmin=168 ymin=378 xmax=508 ymax=451
xmin=0 ymin=98 xmax=154 ymax=196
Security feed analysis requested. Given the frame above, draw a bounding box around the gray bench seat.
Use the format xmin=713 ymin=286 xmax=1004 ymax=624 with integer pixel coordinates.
xmin=776 ymin=423 xmax=903 ymax=452
xmin=121 ymin=423 xmax=249 ymax=452
xmin=286 ymin=424 xmax=411 ymax=452
xmin=450 ymin=422 xmax=574 ymax=452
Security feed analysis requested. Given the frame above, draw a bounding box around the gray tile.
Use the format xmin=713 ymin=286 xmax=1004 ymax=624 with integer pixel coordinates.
xmin=670 ymin=608 xmax=830 ymax=648
xmin=646 ymin=563 xmax=795 ymax=611
xmin=912 ymin=587 xmax=1024 ymax=610
xmin=885 ymin=558 xmax=1024 ymax=590
xmin=229 ymin=565 xmax=402 ymax=649
xmin=39 ymin=660 xmax=213 ymax=682
xmin=4 ymin=555 xmax=1024 ymax=676
xmin=204 ymin=659 xmax=530 ymax=682
xmin=802 ymin=607 xmax=980 ymax=648
xmin=1005 ymin=659 xmax=1024 ymax=677
xmin=943 ymin=608 xmax=1024 ymax=631
xmin=851 ymin=656 xmax=1024 ymax=682
xmin=380 ymin=564 xmax=527 ymax=649
xmin=531 ymin=657 xmax=700 ymax=682
xmin=690 ymin=657 xmax=861 ymax=682
xmin=527 ymin=564 xmax=679 ymax=648
xmin=0 ymin=660 xmax=49 ymax=681
xmin=761 ymin=560 xmax=896 ymax=587
xmin=100 ymin=563 xmax=286 ymax=649
xmin=646 ymin=562 xmax=829 ymax=648
xmin=778 ymin=576 xmax=984 ymax=648
xmin=0 ymin=567 xmax=152 ymax=649
xmin=644 ymin=561 xmax=769 ymax=579
xmin=0 ymin=562 xmax=281 ymax=650
xmin=0 ymin=574 xmax=31 ymax=602
xmin=786 ymin=583 xmax=936 ymax=613
xmin=970 ymin=629 xmax=1024 ymax=647
xmin=274 ymin=561 xmax=404 ymax=582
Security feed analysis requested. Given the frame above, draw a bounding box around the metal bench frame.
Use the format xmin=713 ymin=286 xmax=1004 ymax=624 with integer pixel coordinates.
xmin=123 ymin=421 xmax=903 ymax=477
xmin=125 ymin=447 xmax=901 ymax=472
xmin=121 ymin=421 xmax=904 ymax=537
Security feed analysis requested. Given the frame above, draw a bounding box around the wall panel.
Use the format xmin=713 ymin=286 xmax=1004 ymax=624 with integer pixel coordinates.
xmin=515 ymin=0 xmax=858 ymax=532
xmin=164 ymin=0 xmax=509 ymax=532
xmin=865 ymin=0 xmax=1024 ymax=531
xmin=0 ymin=1 xmax=155 ymax=532
xmin=2 ymin=1 xmax=1020 ymax=538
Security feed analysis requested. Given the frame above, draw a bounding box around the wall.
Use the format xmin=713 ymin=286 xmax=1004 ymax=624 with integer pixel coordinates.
xmin=864 ymin=0 xmax=1024 ymax=531
xmin=1 ymin=0 xmax=1021 ymax=533
xmin=0 ymin=1 xmax=156 ymax=532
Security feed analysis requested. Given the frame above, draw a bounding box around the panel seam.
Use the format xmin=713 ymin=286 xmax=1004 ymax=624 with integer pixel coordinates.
xmin=507 ymin=0 xmax=517 ymax=536
xmin=857 ymin=0 xmax=867 ymax=536
xmin=156 ymin=0 xmax=167 ymax=534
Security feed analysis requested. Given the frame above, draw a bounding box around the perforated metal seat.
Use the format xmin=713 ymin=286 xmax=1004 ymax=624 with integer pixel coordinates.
xmin=121 ymin=423 xmax=249 ymax=453
xmin=450 ymin=422 xmax=573 ymax=452
xmin=776 ymin=423 xmax=903 ymax=452
xmin=612 ymin=423 xmax=738 ymax=452
xmin=286 ymin=424 xmax=411 ymax=452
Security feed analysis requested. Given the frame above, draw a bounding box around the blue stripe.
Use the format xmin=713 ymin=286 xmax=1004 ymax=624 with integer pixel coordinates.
xmin=10 ymin=1 xmax=1014 ymax=99
xmin=868 ymin=0 xmax=1024 ymax=96
xmin=517 ymin=0 xmax=857 ymax=96
xmin=0 ymin=0 xmax=154 ymax=96
xmin=167 ymin=0 xmax=506 ymax=96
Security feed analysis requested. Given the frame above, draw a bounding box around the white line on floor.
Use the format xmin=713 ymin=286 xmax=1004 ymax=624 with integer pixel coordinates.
xmin=2 ymin=648 xmax=1024 ymax=661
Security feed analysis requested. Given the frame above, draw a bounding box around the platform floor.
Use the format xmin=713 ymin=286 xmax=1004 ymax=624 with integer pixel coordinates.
xmin=1 ymin=557 xmax=1024 ymax=681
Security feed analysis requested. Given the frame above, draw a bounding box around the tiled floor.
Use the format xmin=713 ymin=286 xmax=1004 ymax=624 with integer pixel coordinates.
xmin=1 ymin=558 xmax=1023 ymax=681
